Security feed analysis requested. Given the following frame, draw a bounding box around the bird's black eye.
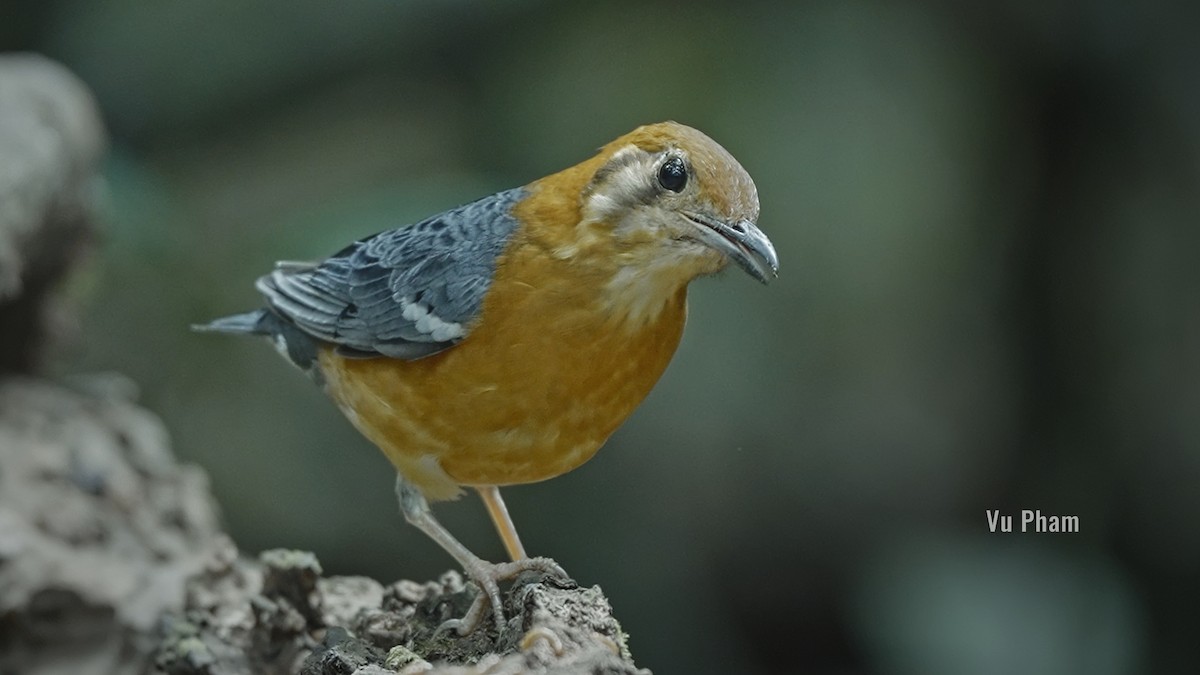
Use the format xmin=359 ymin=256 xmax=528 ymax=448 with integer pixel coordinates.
xmin=657 ymin=156 xmax=688 ymax=193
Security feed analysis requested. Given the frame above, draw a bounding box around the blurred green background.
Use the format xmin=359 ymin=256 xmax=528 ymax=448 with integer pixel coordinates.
xmin=5 ymin=1 xmax=1199 ymax=673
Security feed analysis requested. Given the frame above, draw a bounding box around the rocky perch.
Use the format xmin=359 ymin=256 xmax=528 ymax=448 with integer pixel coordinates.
xmin=157 ymin=546 xmax=645 ymax=675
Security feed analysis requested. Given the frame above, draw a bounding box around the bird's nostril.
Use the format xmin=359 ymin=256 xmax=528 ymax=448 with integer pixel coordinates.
xmin=732 ymin=222 xmax=746 ymax=234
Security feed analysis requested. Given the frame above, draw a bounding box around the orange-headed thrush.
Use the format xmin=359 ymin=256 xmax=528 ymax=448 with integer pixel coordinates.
xmin=197 ymin=121 xmax=778 ymax=634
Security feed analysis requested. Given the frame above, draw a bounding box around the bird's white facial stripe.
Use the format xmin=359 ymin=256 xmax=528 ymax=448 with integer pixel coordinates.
xmin=566 ymin=145 xmax=666 ymax=262
xmin=584 ymin=193 xmax=620 ymax=221
xmin=399 ymin=296 xmax=465 ymax=341
xmin=582 ymin=145 xmax=656 ymax=225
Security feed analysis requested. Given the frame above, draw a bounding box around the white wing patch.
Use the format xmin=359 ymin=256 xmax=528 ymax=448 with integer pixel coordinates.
xmin=399 ymin=296 xmax=465 ymax=342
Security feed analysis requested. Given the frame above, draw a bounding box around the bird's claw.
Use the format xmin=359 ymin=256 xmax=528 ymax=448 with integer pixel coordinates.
xmin=435 ymin=557 xmax=570 ymax=637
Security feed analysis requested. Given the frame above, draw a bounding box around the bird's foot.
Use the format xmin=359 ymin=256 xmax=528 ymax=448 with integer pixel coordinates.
xmin=436 ymin=557 xmax=569 ymax=637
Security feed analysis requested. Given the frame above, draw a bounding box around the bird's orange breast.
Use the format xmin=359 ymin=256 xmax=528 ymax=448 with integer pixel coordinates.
xmin=318 ymin=235 xmax=688 ymax=501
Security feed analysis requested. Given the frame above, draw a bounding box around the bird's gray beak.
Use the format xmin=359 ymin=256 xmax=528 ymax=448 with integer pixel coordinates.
xmin=685 ymin=213 xmax=779 ymax=284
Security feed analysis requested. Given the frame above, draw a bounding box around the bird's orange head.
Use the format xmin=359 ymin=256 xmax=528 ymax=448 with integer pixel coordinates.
xmin=578 ymin=121 xmax=776 ymax=282
xmin=521 ymin=121 xmax=777 ymax=328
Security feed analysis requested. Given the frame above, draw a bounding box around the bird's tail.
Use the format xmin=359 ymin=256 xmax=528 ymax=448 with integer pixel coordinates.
xmin=191 ymin=310 xmax=270 ymax=335
xmin=193 ymin=308 xmax=323 ymax=379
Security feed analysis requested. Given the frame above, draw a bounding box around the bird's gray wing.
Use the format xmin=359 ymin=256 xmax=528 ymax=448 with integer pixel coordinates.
xmin=256 ymin=187 xmax=525 ymax=359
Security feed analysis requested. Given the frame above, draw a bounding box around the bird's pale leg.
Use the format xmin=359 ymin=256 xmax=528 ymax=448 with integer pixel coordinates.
xmin=476 ymin=485 xmax=527 ymax=561
xmin=394 ymin=474 xmax=566 ymax=636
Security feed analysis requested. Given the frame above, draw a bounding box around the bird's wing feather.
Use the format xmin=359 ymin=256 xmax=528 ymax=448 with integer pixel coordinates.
xmin=257 ymin=187 xmax=524 ymax=359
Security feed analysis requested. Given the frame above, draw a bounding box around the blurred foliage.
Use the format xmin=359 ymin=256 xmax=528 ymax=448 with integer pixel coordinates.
xmin=4 ymin=0 xmax=1199 ymax=673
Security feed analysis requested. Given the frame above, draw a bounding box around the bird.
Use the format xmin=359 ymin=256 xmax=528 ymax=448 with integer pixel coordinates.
xmin=196 ymin=121 xmax=778 ymax=635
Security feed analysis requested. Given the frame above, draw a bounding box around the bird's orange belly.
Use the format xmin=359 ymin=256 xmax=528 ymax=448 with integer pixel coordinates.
xmin=317 ymin=295 xmax=686 ymax=501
